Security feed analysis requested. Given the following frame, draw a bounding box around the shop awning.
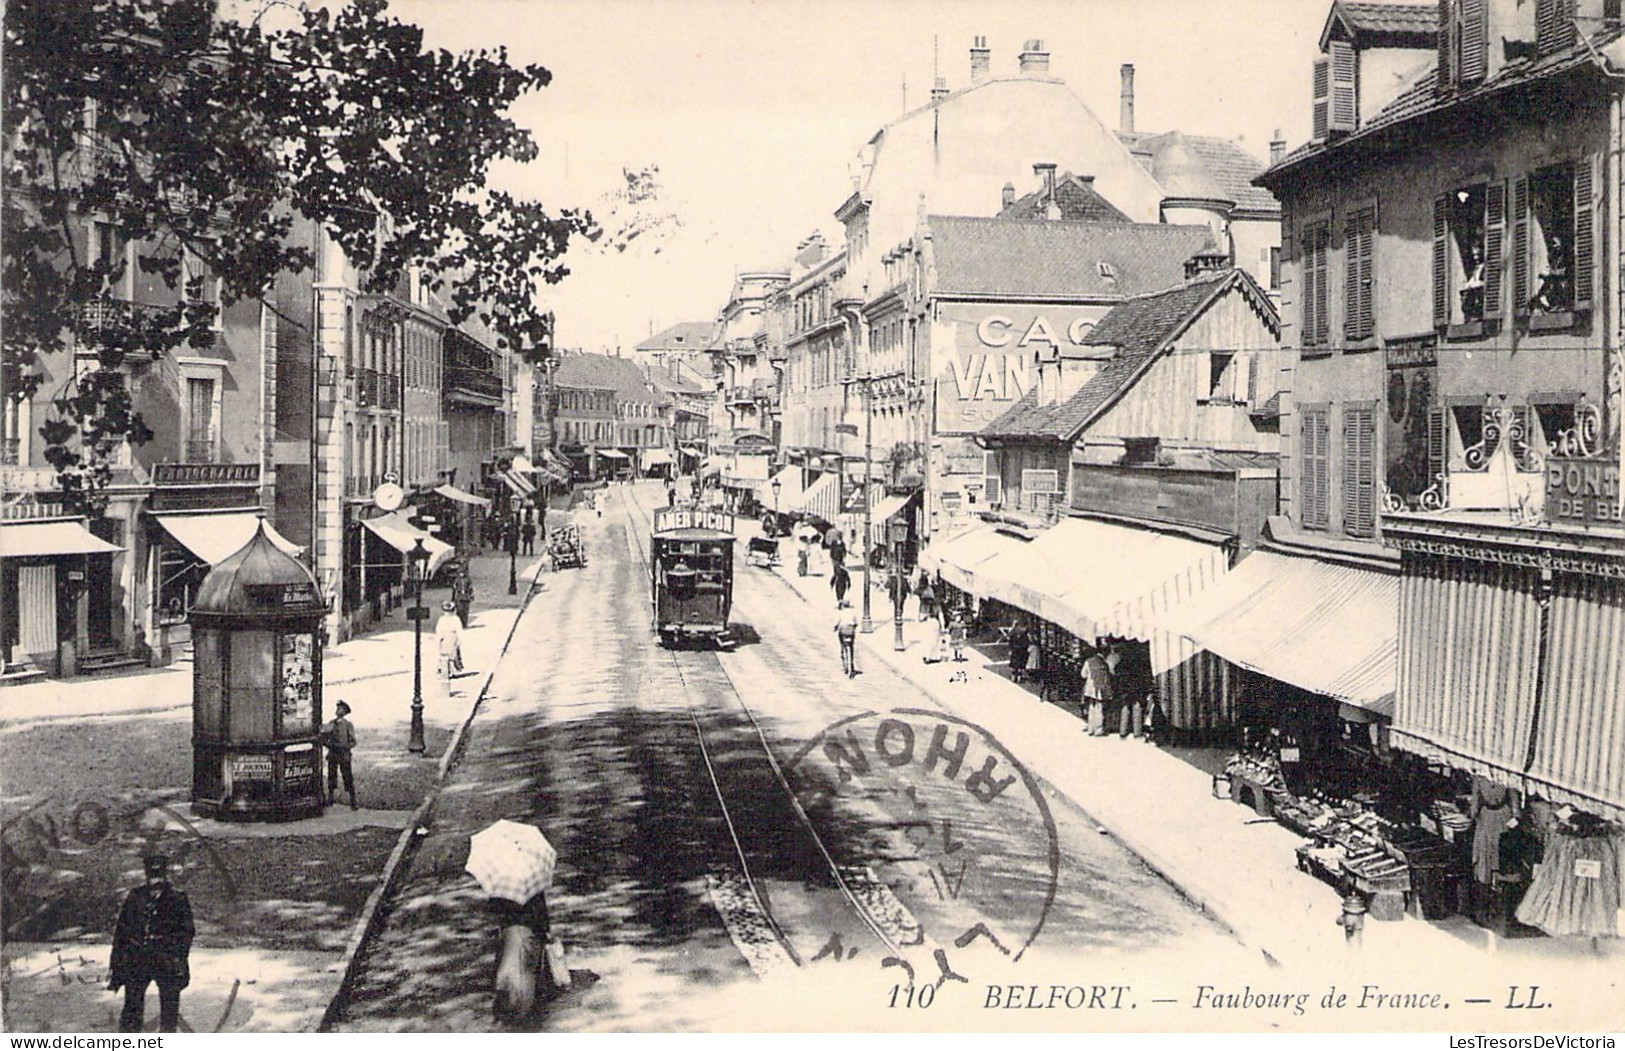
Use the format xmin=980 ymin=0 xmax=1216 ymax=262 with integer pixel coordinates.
xmin=920 ymin=524 xmax=1028 ymax=594
xmin=360 ymin=512 xmax=455 ymax=576
xmin=534 ymin=450 xmax=572 ymax=485
xmin=788 ymin=472 xmax=840 ymax=521
xmin=434 ymin=484 xmax=492 ymax=510
xmin=640 ymin=448 xmax=675 ymax=471
xmin=153 ymin=511 xmax=302 ymax=566
xmin=497 ymin=470 xmax=535 ymax=498
xmin=700 ymin=462 xmax=722 ymax=478
xmin=679 ymin=444 xmax=703 ymax=457
xmin=1 ymin=519 xmax=124 ymax=558
xmin=866 ymin=492 xmax=918 ymax=545
xmin=597 ymin=449 xmax=631 ymax=461
xmin=1021 ymin=519 xmax=1230 ymax=644
xmin=1163 ymin=548 xmax=1398 ymax=714
xmin=758 ymin=466 xmax=803 ymax=508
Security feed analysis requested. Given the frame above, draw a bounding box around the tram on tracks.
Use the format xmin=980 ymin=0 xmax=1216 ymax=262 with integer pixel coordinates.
xmin=649 ymin=506 xmax=736 ymax=646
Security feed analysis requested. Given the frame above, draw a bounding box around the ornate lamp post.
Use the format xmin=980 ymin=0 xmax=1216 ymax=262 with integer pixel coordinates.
xmin=771 ymin=477 xmax=782 ymax=535
xmin=406 ymin=537 xmax=429 ymax=754
xmin=891 ymin=517 xmax=909 ymax=651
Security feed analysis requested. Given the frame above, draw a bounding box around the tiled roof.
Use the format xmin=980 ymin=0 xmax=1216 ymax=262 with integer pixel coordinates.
xmin=635 ymin=321 xmax=716 ymax=354
xmin=554 ymin=352 xmax=665 ymax=404
xmin=1264 ymin=29 xmax=1625 ymax=182
xmin=645 ymin=361 xmax=710 ymax=396
xmin=999 ymin=173 xmax=1130 ymax=223
xmin=1139 ymin=132 xmax=1280 ymax=214
xmin=1329 ymin=1 xmax=1436 ymax=42
xmin=982 ymin=271 xmax=1243 ymax=440
xmin=927 ymin=216 xmax=1214 ymax=299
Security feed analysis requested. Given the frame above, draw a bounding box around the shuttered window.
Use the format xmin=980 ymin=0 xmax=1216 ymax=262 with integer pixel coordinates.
xmin=1483 ymin=182 xmax=1506 ymax=319
xmin=1514 ymin=159 xmax=1597 ymax=318
xmin=1301 ymin=409 xmax=1331 ymax=529
xmin=1312 ymin=56 xmax=1330 ymax=141
xmin=1343 ymin=405 xmax=1377 ymax=538
xmin=1460 ymin=0 xmax=1488 ymax=81
xmin=1344 ymin=205 xmax=1377 ymax=341
xmin=1329 ymin=41 xmax=1357 ymax=133
xmin=1536 ymin=0 xmax=1576 ymax=55
xmin=1302 ymin=221 xmax=1331 ymax=348
xmin=1426 ymin=407 xmax=1448 ymax=489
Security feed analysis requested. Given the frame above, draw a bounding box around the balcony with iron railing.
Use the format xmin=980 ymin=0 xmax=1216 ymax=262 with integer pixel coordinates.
xmin=356 ymin=368 xmax=379 ymax=408
xmin=76 ymin=299 xmax=169 ymax=358
xmin=444 ymin=363 xmax=504 ymax=406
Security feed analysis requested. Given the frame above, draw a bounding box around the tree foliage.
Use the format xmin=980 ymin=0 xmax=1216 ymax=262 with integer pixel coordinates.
xmin=2 ymin=0 xmax=596 ymax=507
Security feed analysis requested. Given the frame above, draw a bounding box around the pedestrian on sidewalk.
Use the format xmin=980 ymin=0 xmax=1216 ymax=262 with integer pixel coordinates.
xmin=834 ymin=599 xmax=859 ymax=678
xmin=948 ymin=609 xmax=967 ymax=663
xmin=1081 ymin=645 xmax=1115 ymax=736
xmin=1008 ymin=620 xmax=1031 ymax=683
xmin=797 ymin=535 xmax=811 ymax=577
xmin=1118 ymin=647 xmax=1151 ymax=739
xmin=923 ymin=618 xmax=948 ymax=663
xmin=826 ymin=530 xmax=847 ymax=575
xmin=521 ymin=518 xmax=537 ymax=556
xmin=667 ymin=481 xmax=677 ymax=507
xmin=322 ymin=700 xmax=359 ymax=809
xmin=109 ymin=852 xmax=194 ymax=1033
xmin=452 ymin=564 xmax=475 ymax=628
xmin=915 ymin=570 xmax=936 ymax=623
xmin=437 ymin=600 xmax=465 ymax=679
xmin=831 ymin=562 xmax=851 ymax=605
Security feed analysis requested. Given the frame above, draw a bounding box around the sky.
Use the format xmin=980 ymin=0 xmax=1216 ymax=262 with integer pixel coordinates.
xmin=392 ymin=0 xmax=1336 ymax=352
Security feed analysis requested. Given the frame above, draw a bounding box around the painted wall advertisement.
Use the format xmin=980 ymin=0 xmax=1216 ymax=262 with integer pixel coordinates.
xmin=932 ymin=301 xmax=1109 ymax=435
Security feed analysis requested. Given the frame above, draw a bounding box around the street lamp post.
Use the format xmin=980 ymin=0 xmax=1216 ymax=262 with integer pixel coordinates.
xmin=891 ymin=518 xmax=909 ymax=651
xmin=507 ymin=510 xmax=519 ymax=595
xmin=407 ymin=537 xmax=429 ymax=755
xmin=771 ymin=477 xmax=782 ymax=536
xmin=861 ymin=372 xmax=874 ymax=633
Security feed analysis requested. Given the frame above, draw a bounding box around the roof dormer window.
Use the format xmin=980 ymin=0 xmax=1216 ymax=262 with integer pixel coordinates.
xmin=1311 ymin=40 xmax=1357 ymax=140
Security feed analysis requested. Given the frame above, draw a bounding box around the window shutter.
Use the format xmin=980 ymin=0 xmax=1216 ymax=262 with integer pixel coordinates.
xmin=1234 ymin=353 xmax=1254 ymax=406
xmin=1302 ymin=410 xmax=1329 ymax=529
xmin=1329 ymin=41 xmax=1358 ymax=132
xmin=1312 ymin=57 xmax=1331 ymax=141
xmin=1512 ymin=175 xmax=1530 ymax=316
xmin=1437 ymin=0 xmax=1455 ymax=91
xmin=1426 ymin=406 xmax=1447 ymax=485
xmin=1358 ymin=208 xmax=1375 ymax=338
xmin=1537 ymin=0 xmax=1576 ymax=55
xmin=984 ymin=450 xmax=1001 ymax=506
xmin=1312 ymin=225 xmax=1330 ymax=345
xmin=1346 ymin=213 xmax=1363 ymax=340
xmin=1461 ymin=0 xmax=1488 ymax=82
xmin=1302 ymin=226 xmax=1319 ymax=345
xmin=1432 ymin=195 xmax=1451 ymax=326
xmin=1574 ymin=153 xmax=1597 ymax=311
xmin=1343 ymin=407 xmax=1376 ymax=537
xmin=1483 ymin=181 xmax=1506 ymax=320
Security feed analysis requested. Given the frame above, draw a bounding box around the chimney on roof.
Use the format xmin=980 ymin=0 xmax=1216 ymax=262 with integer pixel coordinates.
xmin=1033 ymin=163 xmax=1059 ymax=220
xmin=1018 ymin=39 xmax=1049 ymax=74
xmin=1001 ymin=181 xmax=1016 ymax=209
xmin=931 ymin=77 xmax=950 ymax=102
xmin=970 ymin=35 xmax=990 ymax=80
xmin=1269 ymin=129 xmax=1286 ymax=165
xmin=1119 ymin=64 xmax=1136 ymax=134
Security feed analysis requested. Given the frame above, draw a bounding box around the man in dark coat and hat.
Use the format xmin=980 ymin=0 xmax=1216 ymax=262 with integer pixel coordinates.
xmin=109 ymin=853 xmax=194 ymax=1033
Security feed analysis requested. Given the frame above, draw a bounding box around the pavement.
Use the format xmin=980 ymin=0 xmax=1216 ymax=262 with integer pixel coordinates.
xmin=0 ymin=546 xmax=551 ymax=1033
xmin=754 ymin=522 xmax=1625 ymax=1017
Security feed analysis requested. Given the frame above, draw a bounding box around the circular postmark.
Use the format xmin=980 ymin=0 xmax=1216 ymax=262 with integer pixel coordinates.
xmin=784 ymin=707 xmax=1060 ymax=966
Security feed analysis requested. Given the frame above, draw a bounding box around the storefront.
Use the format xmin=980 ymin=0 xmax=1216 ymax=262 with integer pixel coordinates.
xmin=1 ymin=517 xmax=123 ymax=677
xmin=1383 ymin=510 xmax=1625 ymax=939
xmin=639 ymin=447 xmax=676 ymax=480
xmin=148 ymin=509 xmax=303 ymax=662
xmin=426 ymin=482 xmax=491 ymax=551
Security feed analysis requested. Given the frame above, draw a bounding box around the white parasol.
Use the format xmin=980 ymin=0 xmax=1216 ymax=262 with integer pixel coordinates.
xmin=465 ymin=820 xmax=557 ymax=904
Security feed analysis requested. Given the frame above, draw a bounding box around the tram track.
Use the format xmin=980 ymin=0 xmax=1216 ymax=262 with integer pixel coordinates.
xmin=614 ymin=484 xmax=909 ymax=976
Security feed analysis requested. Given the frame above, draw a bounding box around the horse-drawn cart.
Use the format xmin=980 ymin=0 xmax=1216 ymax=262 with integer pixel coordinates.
xmin=746 ymin=535 xmax=779 ymax=569
xmin=548 ymin=525 xmax=587 ymax=571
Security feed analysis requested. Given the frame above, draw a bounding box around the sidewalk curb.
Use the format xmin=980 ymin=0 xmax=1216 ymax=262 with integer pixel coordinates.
xmin=756 ymin=555 xmax=1281 ymax=968
xmin=316 ymin=555 xmax=550 ymax=1032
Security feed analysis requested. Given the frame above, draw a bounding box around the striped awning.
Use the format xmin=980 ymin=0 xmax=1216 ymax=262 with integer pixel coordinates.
xmin=434 ymin=484 xmax=492 ymax=510
xmin=1163 ymin=548 xmax=1398 ymax=714
xmin=758 ymin=466 xmax=802 ymax=508
xmin=919 ymin=524 xmax=1027 ymax=594
xmin=1393 ymin=553 xmax=1625 ymax=823
xmin=497 ymin=470 xmax=536 ymax=498
xmin=640 ymin=448 xmax=675 ymax=471
xmin=788 ymin=473 xmax=840 ymax=521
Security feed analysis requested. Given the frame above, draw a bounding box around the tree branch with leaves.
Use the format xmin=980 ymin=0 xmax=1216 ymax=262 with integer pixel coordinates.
xmin=2 ymin=0 xmax=597 ymax=510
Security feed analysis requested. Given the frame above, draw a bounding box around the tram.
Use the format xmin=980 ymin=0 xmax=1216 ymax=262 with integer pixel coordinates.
xmin=650 ymin=507 xmax=736 ymax=646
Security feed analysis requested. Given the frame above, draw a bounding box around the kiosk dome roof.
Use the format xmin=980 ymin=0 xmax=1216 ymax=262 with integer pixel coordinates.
xmin=193 ymin=520 xmax=324 ymax=615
